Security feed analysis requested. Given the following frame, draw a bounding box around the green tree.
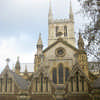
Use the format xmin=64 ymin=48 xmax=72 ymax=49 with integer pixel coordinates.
xmin=77 ymin=0 xmax=100 ymax=61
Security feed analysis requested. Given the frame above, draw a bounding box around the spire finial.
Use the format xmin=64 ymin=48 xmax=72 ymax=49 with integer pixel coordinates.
xmin=37 ymin=33 xmax=43 ymax=55
xmin=15 ymin=56 xmax=20 ymax=74
xmin=37 ymin=33 xmax=43 ymax=45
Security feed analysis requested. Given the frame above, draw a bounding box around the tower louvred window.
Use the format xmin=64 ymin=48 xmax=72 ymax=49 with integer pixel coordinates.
xmin=64 ymin=26 xmax=67 ymax=36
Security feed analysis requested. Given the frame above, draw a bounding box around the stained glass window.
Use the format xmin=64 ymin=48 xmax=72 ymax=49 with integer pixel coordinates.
xmin=76 ymin=72 xmax=79 ymax=92
xmin=82 ymin=79 xmax=84 ymax=92
xmin=52 ymin=68 xmax=57 ymax=84
xmin=71 ymin=78 xmax=73 ymax=92
xmin=59 ymin=64 xmax=63 ymax=84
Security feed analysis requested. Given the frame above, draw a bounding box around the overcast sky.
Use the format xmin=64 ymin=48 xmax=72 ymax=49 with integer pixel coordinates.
xmin=0 ymin=0 xmax=82 ymax=72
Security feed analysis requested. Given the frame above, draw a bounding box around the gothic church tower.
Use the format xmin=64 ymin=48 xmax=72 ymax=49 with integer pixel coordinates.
xmin=48 ymin=0 xmax=76 ymax=47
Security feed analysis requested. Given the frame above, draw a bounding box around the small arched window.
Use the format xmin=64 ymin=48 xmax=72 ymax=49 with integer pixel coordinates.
xmin=9 ymin=79 xmax=12 ymax=92
xmin=59 ymin=64 xmax=63 ymax=84
xmin=71 ymin=78 xmax=73 ymax=92
xmin=65 ymin=68 xmax=69 ymax=81
xmin=36 ymin=79 xmax=38 ymax=92
xmin=52 ymin=68 xmax=57 ymax=84
xmin=82 ymin=79 xmax=84 ymax=92
xmin=56 ymin=26 xmax=60 ymax=37
xmin=0 ymin=79 xmax=2 ymax=92
xmin=64 ymin=26 xmax=67 ymax=36
xmin=76 ymin=72 xmax=79 ymax=92
xmin=5 ymin=73 xmax=8 ymax=92
xmin=46 ymin=78 xmax=48 ymax=92
xmin=41 ymin=74 xmax=43 ymax=92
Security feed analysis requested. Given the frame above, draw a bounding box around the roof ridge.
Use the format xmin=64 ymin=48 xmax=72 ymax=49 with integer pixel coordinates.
xmin=43 ymin=38 xmax=78 ymax=53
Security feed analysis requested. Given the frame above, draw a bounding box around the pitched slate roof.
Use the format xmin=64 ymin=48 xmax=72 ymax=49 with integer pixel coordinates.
xmin=10 ymin=71 xmax=30 ymax=90
xmin=68 ymin=63 xmax=89 ymax=81
xmin=0 ymin=66 xmax=30 ymax=90
xmin=92 ymin=77 xmax=100 ymax=89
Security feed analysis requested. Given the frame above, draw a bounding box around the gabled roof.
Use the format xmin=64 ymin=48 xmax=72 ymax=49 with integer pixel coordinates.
xmin=43 ymin=38 xmax=78 ymax=53
xmin=68 ymin=63 xmax=89 ymax=81
xmin=0 ymin=66 xmax=30 ymax=90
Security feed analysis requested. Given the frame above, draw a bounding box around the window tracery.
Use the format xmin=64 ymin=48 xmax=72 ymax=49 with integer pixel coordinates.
xmin=59 ymin=64 xmax=63 ymax=84
xmin=52 ymin=68 xmax=57 ymax=84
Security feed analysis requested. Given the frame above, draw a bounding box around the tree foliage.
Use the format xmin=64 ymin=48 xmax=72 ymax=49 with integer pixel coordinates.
xmin=77 ymin=0 xmax=100 ymax=61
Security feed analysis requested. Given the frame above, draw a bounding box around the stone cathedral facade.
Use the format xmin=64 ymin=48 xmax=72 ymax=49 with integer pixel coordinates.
xmin=0 ymin=0 xmax=100 ymax=100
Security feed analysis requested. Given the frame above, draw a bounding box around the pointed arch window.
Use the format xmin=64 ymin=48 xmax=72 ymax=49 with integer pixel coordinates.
xmin=64 ymin=26 xmax=67 ymax=36
xmin=59 ymin=64 xmax=63 ymax=84
xmin=52 ymin=68 xmax=57 ymax=84
xmin=65 ymin=68 xmax=69 ymax=81
xmin=5 ymin=73 xmax=8 ymax=92
xmin=71 ymin=78 xmax=73 ymax=92
xmin=41 ymin=74 xmax=43 ymax=92
xmin=76 ymin=72 xmax=79 ymax=92
xmin=36 ymin=79 xmax=38 ymax=92
xmin=82 ymin=79 xmax=84 ymax=92
xmin=46 ymin=78 xmax=48 ymax=92
xmin=9 ymin=78 xmax=12 ymax=92
xmin=0 ymin=79 xmax=2 ymax=92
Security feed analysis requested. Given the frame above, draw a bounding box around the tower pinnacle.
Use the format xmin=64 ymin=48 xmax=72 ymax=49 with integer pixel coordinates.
xmin=37 ymin=33 xmax=43 ymax=45
xmin=37 ymin=33 xmax=43 ymax=55
xmin=48 ymin=0 xmax=53 ymax=23
xmin=78 ymin=32 xmax=84 ymax=50
xmin=15 ymin=56 xmax=20 ymax=74
xmin=69 ymin=0 xmax=73 ymax=21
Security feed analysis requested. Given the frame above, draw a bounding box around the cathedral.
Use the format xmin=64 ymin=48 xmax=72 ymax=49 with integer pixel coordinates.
xmin=0 ymin=0 xmax=100 ymax=100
